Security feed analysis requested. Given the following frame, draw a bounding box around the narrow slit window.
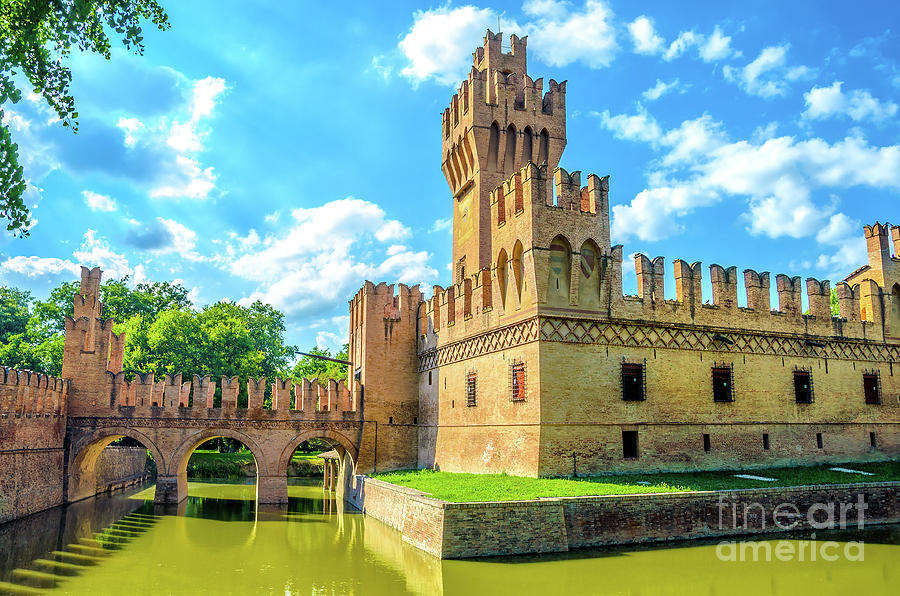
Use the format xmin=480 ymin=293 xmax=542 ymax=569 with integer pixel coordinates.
xmin=511 ymin=362 xmax=526 ymax=401
xmin=428 ymin=371 xmax=432 ymax=385
xmin=816 ymin=432 xmax=823 ymax=449
xmin=794 ymin=371 xmax=813 ymax=403
xmin=703 ymin=433 xmax=711 ymax=452
xmin=863 ymin=373 xmax=880 ymax=404
xmin=712 ymin=366 xmax=733 ymax=402
xmin=622 ymin=430 xmax=638 ymax=459
xmin=621 ymin=363 xmax=645 ymax=401
xmin=466 ymin=373 xmax=477 ymax=407
xmin=763 ymin=433 xmax=770 ymax=450
xmin=870 ymin=431 xmax=877 ymax=448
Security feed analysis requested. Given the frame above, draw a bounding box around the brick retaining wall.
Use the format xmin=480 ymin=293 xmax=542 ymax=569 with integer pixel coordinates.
xmin=95 ymin=446 xmax=150 ymax=492
xmin=347 ymin=476 xmax=900 ymax=559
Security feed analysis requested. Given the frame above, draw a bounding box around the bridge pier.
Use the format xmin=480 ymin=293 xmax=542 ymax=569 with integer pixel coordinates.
xmin=257 ymin=475 xmax=288 ymax=504
xmin=154 ymin=475 xmax=184 ymax=503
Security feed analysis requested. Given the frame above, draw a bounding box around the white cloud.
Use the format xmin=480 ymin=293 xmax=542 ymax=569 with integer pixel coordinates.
xmin=223 ymin=197 xmax=437 ymax=320
xmin=803 ymin=81 xmax=899 ymax=122
xmin=600 ymin=106 xmax=900 ymax=280
xmin=642 ymin=78 xmax=681 ymax=101
xmin=526 ymin=0 xmax=618 ymax=69
xmin=723 ymin=44 xmax=809 ymax=98
xmin=395 ymin=1 xmax=618 ymax=85
xmin=398 ymin=6 xmax=496 ymax=85
xmin=116 ymin=76 xmax=226 ymax=199
xmin=627 ymin=16 xmax=664 ymax=55
xmin=430 ymin=217 xmax=453 ymax=233
xmin=73 ymin=230 xmax=133 ymax=280
xmin=82 ymin=190 xmax=117 ymax=212
xmin=0 ymin=256 xmax=80 ymax=279
xmin=699 ymin=26 xmax=736 ymax=62
xmin=598 ymin=106 xmax=662 ymax=143
xmin=663 ymin=31 xmax=699 ymax=61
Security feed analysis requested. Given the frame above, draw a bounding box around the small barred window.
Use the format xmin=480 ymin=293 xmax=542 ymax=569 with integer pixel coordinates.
xmin=621 ymin=362 xmax=645 ymax=401
xmin=863 ymin=373 xmax=880 ymax=404
xmin=466 ymin=373 xmax=477 ymax=407
xmin=712 ymin=365 xmax=733 ymax=402
xmin=511 ymin=361 xmax=526 ymax=401
xmin=794 ymin=370 xmax=813 ymax=404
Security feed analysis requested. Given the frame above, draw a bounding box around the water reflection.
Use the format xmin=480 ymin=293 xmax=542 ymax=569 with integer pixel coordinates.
xmin=0 ymin=479 xmax=897 ymax=595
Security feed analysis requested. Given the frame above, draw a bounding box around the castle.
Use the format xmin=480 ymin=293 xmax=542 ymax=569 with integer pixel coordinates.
xmin=347 ymin=30 xmax=899 ymax=477
xmin=1 ymin=32 xmax=898 ymax=525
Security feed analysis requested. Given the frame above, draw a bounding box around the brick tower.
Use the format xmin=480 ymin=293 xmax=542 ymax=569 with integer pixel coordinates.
xmin=442 ymin=30 xmax=567 ymax=284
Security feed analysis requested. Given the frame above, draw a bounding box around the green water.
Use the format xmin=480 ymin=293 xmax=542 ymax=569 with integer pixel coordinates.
xmin=0 ymin=479 xmax=897 ymax=595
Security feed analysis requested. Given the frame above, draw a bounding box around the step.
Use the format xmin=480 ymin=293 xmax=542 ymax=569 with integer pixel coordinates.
xmin=0 ymin=580 xmax=43 ymax=595
xmin=11 ymin=567 xmax=66 ymax=584
xmin=66 ymin=544 xmax=112 ymax=557
xmin=49 ymin=550 xmax=102 ymax=564
xmin=34 ymin=558 xmax=88 ymax=573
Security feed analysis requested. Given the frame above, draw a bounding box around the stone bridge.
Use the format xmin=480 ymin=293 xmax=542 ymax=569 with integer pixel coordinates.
xmin=66 ymin=412 xmax=373 ymax=504
xmin=57 ymin=267 xmax=390 ymax=505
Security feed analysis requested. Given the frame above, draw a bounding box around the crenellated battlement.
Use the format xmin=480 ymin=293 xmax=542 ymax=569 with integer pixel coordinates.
xmin=103 ymin=370 xmax=356 ymax=418
xmin=0 ymin=367 xmax=68 ymax=416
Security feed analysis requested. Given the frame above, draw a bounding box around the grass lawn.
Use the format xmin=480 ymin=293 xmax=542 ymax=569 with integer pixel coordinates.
xmin=186 ymin=450 xmax=324 ymax=479
xmin=373 ymin=460 xmax=900 ymax=503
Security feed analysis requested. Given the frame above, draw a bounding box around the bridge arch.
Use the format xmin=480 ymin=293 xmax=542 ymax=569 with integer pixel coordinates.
xmin=170 ymin=428 xmax=269 ymax=477
xmin=276 ymin=429 xmax=358 ymax=477
xmin=67 ymin=426 xmax=164 ymax=503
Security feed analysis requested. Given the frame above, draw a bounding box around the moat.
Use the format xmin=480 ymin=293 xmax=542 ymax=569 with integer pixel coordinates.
xmin=0 ymin=480 xmax=897 ymax=595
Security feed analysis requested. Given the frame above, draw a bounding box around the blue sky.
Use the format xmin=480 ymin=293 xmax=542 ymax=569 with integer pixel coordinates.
xmin=1 ymin=0 xmax=898 ymax=353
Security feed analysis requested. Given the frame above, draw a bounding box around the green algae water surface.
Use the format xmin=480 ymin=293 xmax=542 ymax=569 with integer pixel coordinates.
xmin=0 ymin=479 xmax=897 ymax=595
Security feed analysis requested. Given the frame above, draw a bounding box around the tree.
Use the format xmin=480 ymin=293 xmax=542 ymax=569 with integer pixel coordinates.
xmin=831 ymin=288 xmax=840 ymax=317
xmin=1 ymin=1 xmax=170 ymax=235
xmin=291 ymin=344 xmax=349 ymax=384
xmin=0 ymin=286 xmax=30 ymax=342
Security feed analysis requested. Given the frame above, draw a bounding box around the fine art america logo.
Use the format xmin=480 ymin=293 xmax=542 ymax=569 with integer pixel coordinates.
xmin=715 ymin=494 xmax=868 ymax=562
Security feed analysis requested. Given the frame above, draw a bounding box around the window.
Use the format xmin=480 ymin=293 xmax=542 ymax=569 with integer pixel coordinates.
xmin=622 ymin=430 xmax=638 ymax=459
xmin=389 ymin=416 xmax=393 ymax=425
xmin=456 ymin=257 xmax=466 ymax=283
xmin=466 ymin=373 xmax=477 ymax=407
xmin=621 ymin=362 xmax=645 ymax=401
xmin=870 ymin=431 xmax=877 ymax=448
xmin=428 ymin=371 xmax=432 ymax=385
xmin=511 ymin=361 xmax=526 ymax=401
xmin=712 ymin=365 xmax=733 ymax=402
xmin=703 ymin=433 xmax=711 ymax=452
xmin=863 ymin=373 xmax=880 ymax=404
xmin=816 ymin=433 xmax=823 ymax=449
xmin=794 ymin=371 xmax=813 ymax=403
xmin=763 ymin=433 xmax=770 ymax=450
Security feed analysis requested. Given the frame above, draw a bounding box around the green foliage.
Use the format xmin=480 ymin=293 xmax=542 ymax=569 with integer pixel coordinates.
xmin=290 ymin=344 xmax=349 ymax=384
xmin=0 ymin=285 xmax=30 ymax=342
xmin=1 ymin=0 xmax=170 ymax=235
xmin=0 ymin=277 xmax=303 ymax=391
xmin=374 ymin=461 xmax=900 ymax=502
xmin=831 ymin=287 xmax=840 ymax=317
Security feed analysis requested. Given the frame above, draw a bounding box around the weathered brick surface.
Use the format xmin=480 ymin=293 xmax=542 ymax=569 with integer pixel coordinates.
xmin=94 ymin=446 xmax=149 ymax=491
xmin=351 ymin=476 xmax=900 ymax=558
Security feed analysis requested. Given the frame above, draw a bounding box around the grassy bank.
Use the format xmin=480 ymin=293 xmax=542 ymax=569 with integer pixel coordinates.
xmin=186 ymin=450 xmax=325 ymax=479
xmin=373 ymin=460 xmax=900 ymax=502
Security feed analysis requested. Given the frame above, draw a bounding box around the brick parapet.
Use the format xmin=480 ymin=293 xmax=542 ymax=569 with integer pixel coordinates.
xmin=350 ymin=476 xmax=900 ymax=559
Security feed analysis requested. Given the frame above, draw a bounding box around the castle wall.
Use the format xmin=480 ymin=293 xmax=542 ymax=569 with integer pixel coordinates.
xmin=0 ymin=415 xmax=66 ymax=524
xmin=418 ymin=341 xmax=542 ymax=476
xmin=538 ymin=338 xmax=898 ymax=475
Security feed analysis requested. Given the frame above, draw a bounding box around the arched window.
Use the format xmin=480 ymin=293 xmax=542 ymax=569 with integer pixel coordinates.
xmin=497 ymin=249 xmax=509 ymax=307
xmin=522 ymin=126 xmax=533 ymax=165
xmin=538 ymin=128 xmax=549 ymax=165
xmin=579 ymin=239 xmax=602 ymax=309
xmin=488 ymin=122 xmax=500 ymax=171
xmin=547 ymin=235 xmax=571 ymax=307
xmin=512 ymin=240 xmax=525 ymax=301
xmin=503 ymin=124 xmax=517 ymax=175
